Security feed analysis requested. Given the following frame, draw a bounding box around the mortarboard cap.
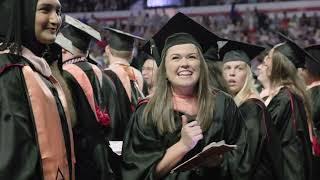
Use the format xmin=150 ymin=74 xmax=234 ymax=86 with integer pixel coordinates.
xmin=253 ymin=43 xmax=274 ymax=63
xmin=264 ymin=42 xmax=274 ymax=49
xmin=140 ymin=51 xmax=156 ymax=65
xmin=130 ymin=51 xmax=157 ymax=70
xmin=203 ymin=46 xmax=220 ymax=62
xmin=104 ymin=27 xmax=145 ymax=51
xmin=55 ymin=15 xmax=101 ymax=56
xmin=142 ymin=12 xmax=224 ymax=62
xmin=274 ymin=31 xmax=317 ymax=68
xmin=219 ymin=40 xmax=265 ymax=65
xmin=304 ymin=45 xmax=320 ymax=75
xmin=140 ymin=52 xmax=158 ymax=70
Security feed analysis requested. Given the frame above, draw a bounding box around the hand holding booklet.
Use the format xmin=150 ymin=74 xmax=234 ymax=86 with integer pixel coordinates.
xmin=171 ymin=140 xmax=237 ymax=173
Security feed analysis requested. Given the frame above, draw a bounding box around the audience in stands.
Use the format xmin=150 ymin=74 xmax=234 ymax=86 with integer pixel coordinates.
xmin=61 ymin=0 xmax=300 ymax=12
xmin=93 ymin=10 xmax=319 ymax=47
xmin=61 ymin=0 xmax=135 ymax=12
xmin=70 ymin=1 xmax=319 ymax=69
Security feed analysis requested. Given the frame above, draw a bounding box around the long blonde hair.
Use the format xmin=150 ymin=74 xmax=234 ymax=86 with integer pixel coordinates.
xmin=270 ymin=47 xmax=313 ymax=127
xmin=234 ymin=64 xmax=259 ymax=106
xmin=143 ymin=46 xmax=215 ymax=134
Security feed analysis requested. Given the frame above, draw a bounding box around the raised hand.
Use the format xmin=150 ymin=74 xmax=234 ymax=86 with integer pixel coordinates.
xmin=179 ymin=115 xmax=203 ymax=151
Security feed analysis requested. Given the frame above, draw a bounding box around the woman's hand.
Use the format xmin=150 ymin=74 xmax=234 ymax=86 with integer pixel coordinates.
xmin=178 ymin=115 xmax=203 ymax=152
xmin=155 ymin=115 xmax=203 ymax=178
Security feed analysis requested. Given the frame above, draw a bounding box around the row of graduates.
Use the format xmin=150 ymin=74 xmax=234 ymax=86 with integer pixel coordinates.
xmin=119 ymin=13 xmax=320 ymax=180
xmin=121 ymin=13 xmax=320 ymax=180
xmin=0 ymin=0 xmax=140 ymax=179
xmin=0 ymin=1 xmax=319 ymax=180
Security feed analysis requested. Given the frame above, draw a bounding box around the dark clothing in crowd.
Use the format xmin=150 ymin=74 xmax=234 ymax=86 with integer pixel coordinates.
xmin=237 ymin=98 xmax=283 ymax=180
xmin=0 ymin=52 xmax=74 ymax=179
xmin=267 ymin=87 xmax=312 ymax=180
xmin=63 ymin=59 xmax=120 ymax=179
xmin=122 ymin=91 xmax=245 ymax=180
xmin=103 ymin=69 xmax=136 ymax=140
xmin=309 ymin=85 xmax=320 ymax=180
xmin=0 ymin=0 xmax=75 ymax=178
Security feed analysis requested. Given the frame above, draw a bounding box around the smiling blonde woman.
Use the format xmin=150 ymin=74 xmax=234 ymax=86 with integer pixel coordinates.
xmin=122 ymin=12 xmax=246 ymax=180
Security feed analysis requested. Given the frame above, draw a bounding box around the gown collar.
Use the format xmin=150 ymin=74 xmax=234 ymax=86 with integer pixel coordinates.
xmin=21 ymin=47 xmax=52 ymax=77
xmin=0 ymin=46 xmax=52 ymax=77
xmin=265 ymin=85 xmax=284 ymax=106
xmin=307 ymin=81 xmax=320 ymax=90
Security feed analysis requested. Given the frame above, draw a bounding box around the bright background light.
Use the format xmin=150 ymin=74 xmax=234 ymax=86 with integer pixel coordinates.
xmin=146 ymin=0 xmax=183 ymax=8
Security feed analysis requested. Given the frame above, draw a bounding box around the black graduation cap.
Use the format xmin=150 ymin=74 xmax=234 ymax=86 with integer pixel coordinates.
xmin=55 ymin=15 xmax=101 ymax=56
xmin=142 ymin=12 xmax=224 ymax=64
xmin=203 ymin=46 xmax=220 ymax=62
xmin=274 ymin=31 xmax=317 ymax=68
xmin=304 ymin=45 xmax=320 ymax=75
xmin=130 ymin=50 xmax=157 ymax=70
xmin=140 ymin=52 xmax=155 ymax=64
xmin=219 ymin=40 xmax=265 ymax=64
xmin=104 ymin=27 xmax=145 ymax=51
xmin=140 ymin=52 xmax=158 ymax=70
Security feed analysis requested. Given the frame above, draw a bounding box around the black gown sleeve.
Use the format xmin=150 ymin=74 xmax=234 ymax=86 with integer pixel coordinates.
xmin=267 ymin=94 xmax=291 ymax=133
xmin=121 ymin=103 xmax=165 ymax=180
xmin=310 ymin=86 xmax=320 ymax=132
xmin=309 ymin=86 xmax=320 ymax=180
xmin=63 ymin=70 xmax=116 ymax=180
xmin=100 ymin=74 xmax=122 ymax=140
xmin=214 ymin=93 xmax=247 ymax=179
xmin=236 ymin=99 xmax=283 ymax=180
xmin=267 ymin=88 xmax=312 ymax=180
xmin=236 ymin=100 xmax=262 ymax=180
xmin=221 ymin=94 xmax=244 ymax=145
xmin=0 ymin=56 xmax=42 ymax=180
xmin=103 ymin=69 xmax=133 ymax=140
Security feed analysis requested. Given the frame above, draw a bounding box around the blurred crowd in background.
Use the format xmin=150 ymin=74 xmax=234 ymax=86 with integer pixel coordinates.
xmin=60 ymin=0 xmax=136 ymax=12
xmin=61 ymin=0 xmax=299 ymax=12
xmin=59 ymin=0 xmax=320 ymax=70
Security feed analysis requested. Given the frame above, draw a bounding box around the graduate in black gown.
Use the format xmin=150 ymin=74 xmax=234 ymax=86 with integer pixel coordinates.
xmin=220 ymin=40 xmax=282 ymax=180
xmin=301 ymin=45 xmax=320 ymax=180
xmin=0 ymin=0 xmax=75 ymax=179
xmin=262 ymin=32 xmax=313 ymax=180
xmin=122 ymin=12 xmax=245 ymax=180
xmin=103 ymin=27 xmax=146 ymax=140
xmin=55 ymin=15 xmax=120 ymax=179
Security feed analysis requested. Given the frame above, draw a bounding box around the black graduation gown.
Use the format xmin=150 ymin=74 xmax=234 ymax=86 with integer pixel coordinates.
xmin=0 ymin=53 xmax=73 ymax=179
xmin=237 ymin=98 xmax=282 ymax=180
xmin=309 ymin=86 xmax=320 ymax=180
xmin=309 ymin=86 xmax=320 ymax=138
xmin=122 ymin=91 xmax=245 ymax=180
xmin=64 ymin=61 xmax=124 ymax=180
xmin=63 ymin=64 xmax=118 ymax=179
xmin=267 ymin=87 xmax=312 ymax=180
xmin=103 ymin=69 xmax=134 ymax=140
xmin=142 ymin=79 xmax=150 ymax=96
xmin=74 ymin=61 xmax=122 ymax=136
